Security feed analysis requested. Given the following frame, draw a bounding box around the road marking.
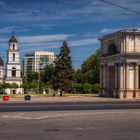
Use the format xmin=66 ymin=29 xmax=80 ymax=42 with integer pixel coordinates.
xmin=3 ymin=115 xmax=31 ymax=120
xmin=2 ymin=111 xmax=125 ymax=120
xmin=35 ymin=116 xmax=49 ymax=120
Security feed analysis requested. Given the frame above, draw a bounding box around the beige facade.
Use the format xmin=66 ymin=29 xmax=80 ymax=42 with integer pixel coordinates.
xmin=34 ymin=51 xmax=55 ymax=72
xmin=24 ymin=51 xmax=56 ymax=76
xmin=23 ymin=54 xmax=35 ymax=76
xmin=99 ymin=29 xmax=140 ymax=99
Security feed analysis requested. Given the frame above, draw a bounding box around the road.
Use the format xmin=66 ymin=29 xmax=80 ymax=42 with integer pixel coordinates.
xmin=0 ymin=101 xmax=140 ymax=140
xmin=0 ymin=101 xmax=140 ymax=112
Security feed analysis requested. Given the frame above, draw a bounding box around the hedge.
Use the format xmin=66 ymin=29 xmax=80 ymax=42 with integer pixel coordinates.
xmin=73 ymin=83 xmax=100 ymax=94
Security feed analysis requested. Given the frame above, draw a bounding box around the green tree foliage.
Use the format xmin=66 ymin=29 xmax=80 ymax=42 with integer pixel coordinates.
xmin=74 ymin=69 xmax=85 ymax=84
xmin=83 ymin=83 xmax=92 ymax=93
xmin=91 ymin=83 xmax=100 ymax=93
xmin=26 ymin=71 xmax=39 ymax=82
xmin=30 ymin=81 xmax=38 ymax=93
xmin=73 ymin=83 xmax=83 ymax=93
xmin=21 ymin=81 xmax=38 ymax=94
xmin=75 ymin=48 xmax=100 ymax=85
xmin=11 ymin=83 xmax=19 ymax=89
xmin=74 ymin=83 xmax=100 ymax=94
xmin=41 ymin=64 xmax=54 ymax=84
xmin=21 ymin=83 xmax=30 ymax=94
xmin=0 ymin=83 xmax=3 ymax=90
xmin=0 ymin=83 xmax=4 ymax=94
xmin=52 ymin=41 xmax=74 ymax=96
xmin=3 ymin=83 xmax=11 ymax=89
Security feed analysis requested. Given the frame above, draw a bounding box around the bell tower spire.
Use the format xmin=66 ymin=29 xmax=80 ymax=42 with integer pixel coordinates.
xmin=12 ymin=31 xmax=15 ymax=37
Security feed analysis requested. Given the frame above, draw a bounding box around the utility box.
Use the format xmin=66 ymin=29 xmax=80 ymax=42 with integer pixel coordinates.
xmin=24 ymin=95 xmax=31 ymax=100
xmin=3 ymin=96 xmax=9 ymax=101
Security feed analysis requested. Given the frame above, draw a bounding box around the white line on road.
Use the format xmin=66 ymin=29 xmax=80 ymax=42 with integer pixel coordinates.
xmin=1 ymin=111 xmax=125 ymax=120
xmin=3 ymin=115 xmax=31 ymax=120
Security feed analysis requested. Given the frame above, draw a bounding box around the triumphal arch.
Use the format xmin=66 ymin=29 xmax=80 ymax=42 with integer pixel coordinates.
xmin=99 ymin=29 xmax=140 ymax=99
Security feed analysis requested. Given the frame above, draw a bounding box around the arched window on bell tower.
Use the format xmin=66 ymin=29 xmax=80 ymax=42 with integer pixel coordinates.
xmin=13 ymin=53 xmax=15 ymax=61
xmin=12 ymin=67 xmax=16 ymax=77
xmin=13 ymin=43 xmax=15 ymax=50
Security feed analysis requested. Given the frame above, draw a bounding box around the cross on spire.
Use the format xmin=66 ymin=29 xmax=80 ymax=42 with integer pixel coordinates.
xmin=12 ymin=31 xmax=15 ymax=37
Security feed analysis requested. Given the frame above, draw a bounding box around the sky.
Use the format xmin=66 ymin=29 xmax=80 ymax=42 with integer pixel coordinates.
xmin=0 ymin=0 xmax=139 ymax=69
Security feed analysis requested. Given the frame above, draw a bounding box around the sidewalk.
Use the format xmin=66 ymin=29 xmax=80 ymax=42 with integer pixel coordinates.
xmin=1 ymin=96 xmax=140 ymax=103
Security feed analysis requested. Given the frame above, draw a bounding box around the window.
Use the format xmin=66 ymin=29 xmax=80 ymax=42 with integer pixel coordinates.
xmin=108 ymin=44 xmax=117 ymax=56
xmin=13 ymin=53 xmax=15 ymax=61
xmin=12 ymin=67 xmax=16 ymax=77
xmin=13 ymin=44 xmax=15 ymax=50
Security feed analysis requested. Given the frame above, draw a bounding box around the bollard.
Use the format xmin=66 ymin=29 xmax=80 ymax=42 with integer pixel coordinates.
xmin=3 ymin=96 xmax=9 ymax=101
xmin=24 ymin=95 xmax=31 ymax=100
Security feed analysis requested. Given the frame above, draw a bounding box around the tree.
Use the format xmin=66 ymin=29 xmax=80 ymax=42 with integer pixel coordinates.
xmin=74 ymin=69 xmax=85 ymax=84
xmin=30 ymin=81 xmax=38 ymax=94
xmin=20 ymin=83 xmax=30 ymax=94
xmin=3 ymin=83 xmax=11 ymax=89
xmin=75 ymin=48 xmax=100 ymax=84
xmin=26 ymin=71 xmax=39 ymax=83
xmin=2 ymin=83 xmax=11 ymax=94
xmin=21 ymin=82 xmax=38 ymax=94
xmin=0 ymin=83 xmax=3 ymax=94
xmin=41 ymin=64 xmax=54 ymax=84
xmin=11 ymin=83 xmax=19 ymax=89
xmin=52 ymin=41 xmax=74 ymax=96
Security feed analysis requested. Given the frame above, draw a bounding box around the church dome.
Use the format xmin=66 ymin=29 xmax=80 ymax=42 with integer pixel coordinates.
xmin=0 ymin=57 xmax=4 ymax=66
xmin=9 ymin=33 xmax=17 ymax=43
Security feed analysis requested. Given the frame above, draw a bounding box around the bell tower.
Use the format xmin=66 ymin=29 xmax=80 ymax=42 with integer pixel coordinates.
xmin=5 ymin=32 xmax=23 ymax=94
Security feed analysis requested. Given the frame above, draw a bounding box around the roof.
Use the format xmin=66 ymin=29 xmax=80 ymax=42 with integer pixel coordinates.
xmin=9 ymin=32 xmax=17 ymax=43
xmin=25 ymin=54 xmax=34 ymax=57
xmin=99 ymin=29 xmax=140 ymax=40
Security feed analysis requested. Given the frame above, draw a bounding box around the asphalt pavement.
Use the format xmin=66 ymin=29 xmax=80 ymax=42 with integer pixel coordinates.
xmin=0 ymin=109 xmax=140 ymax=140
xmin=0 ymin=96 xmax=140 ymax=112
xmin=0 ymin=96 xmax=140 ymax=140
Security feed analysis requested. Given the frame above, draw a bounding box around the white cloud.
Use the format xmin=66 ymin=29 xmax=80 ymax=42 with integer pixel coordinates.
xmin=100 ymin=28 xmax=120 ymax=34
xmin=20 ymin=42 xmax=61 ymax=51
xmin=19 ymin=37 xmax=98 ymax=54
xmin=18 ymin=34 xmax=75 ymax=43
xmin=70 ymin=38 xmax=98 ymax=47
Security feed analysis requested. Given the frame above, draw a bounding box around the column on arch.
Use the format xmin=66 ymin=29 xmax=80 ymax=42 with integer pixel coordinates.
xmin=134 ymin=64 xmax=139 ymax=89
xmin=126 ymin=63 xmax=135 ymax=99
xmin=118 ymin=63 xmax=125 ymax=89
xmin=118 ymin=63 xmax=125 ymax=98
xmin=100 ymin=65 xmax=103 ymax=90
xmin=102 ymin=64 xmax=107 ymax=96
xmin=115 ymin=63 xmax=118 ymax=89
xmin=134 ymin=64 xmax=140 ymax=98
xmin=114 ymin=63 xmax=118 ymax=97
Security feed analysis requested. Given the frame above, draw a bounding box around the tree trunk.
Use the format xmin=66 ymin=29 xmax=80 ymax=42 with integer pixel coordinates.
xmin=60 ymin=90 xmax=63 ymax=96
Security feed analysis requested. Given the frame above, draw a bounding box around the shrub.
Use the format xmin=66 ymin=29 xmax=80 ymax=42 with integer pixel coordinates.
xmin=83 ymin=83 xmax=92 ymax=93
xmin=92 ymin=83 xmax=100 ymax=93
xmin=73 ymin=83 xmax=83 ymax=93
xmin=73 ymin=83 xmax=100 ymax=94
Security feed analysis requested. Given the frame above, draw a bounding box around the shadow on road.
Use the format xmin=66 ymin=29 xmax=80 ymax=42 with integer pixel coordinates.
xmin=0 ymin=101 xmax=140 ymax=112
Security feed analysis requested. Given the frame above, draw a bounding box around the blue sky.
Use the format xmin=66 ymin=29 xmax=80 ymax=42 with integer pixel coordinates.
xmin=0 ymin=0 xmax=139 ymax=69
